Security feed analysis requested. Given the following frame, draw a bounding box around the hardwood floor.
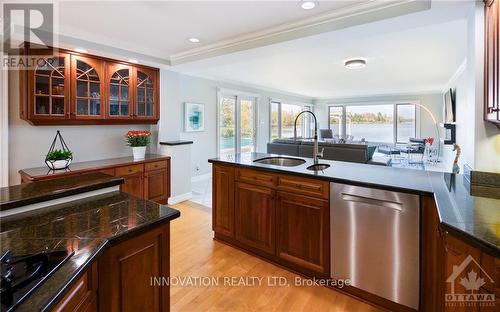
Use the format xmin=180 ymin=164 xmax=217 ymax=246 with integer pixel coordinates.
xmin=170 ymin=201 xmax=382 ymax=312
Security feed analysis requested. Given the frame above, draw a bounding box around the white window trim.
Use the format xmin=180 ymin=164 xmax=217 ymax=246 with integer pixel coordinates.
xmin=216 ymin=88 xmax=259 ymax=157
xmin=0 ymin=53 xmax=8 ymax=187
xmin=326 ymin=100 xmax=421 ymax=145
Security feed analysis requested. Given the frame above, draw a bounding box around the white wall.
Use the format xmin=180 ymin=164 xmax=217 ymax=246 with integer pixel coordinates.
xmin=8 ymin=70 xmax=150 ymax=185
xmin=158 ymin=72 xmax=313 ymax=177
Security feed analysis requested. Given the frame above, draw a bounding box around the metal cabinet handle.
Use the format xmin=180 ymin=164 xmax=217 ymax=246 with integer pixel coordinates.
xmin=340 ymin=193 xmax=403 ymax=211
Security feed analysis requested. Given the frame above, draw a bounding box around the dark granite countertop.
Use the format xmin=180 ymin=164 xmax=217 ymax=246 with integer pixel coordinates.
xmin=159 ymin=140 xmax=194 ymax=146
xmin=0 ymin=172 xmax=124 ymax=211
xmin=19 ymin=154 xmax=170 ymax=181
xmin=0 ymin=191 xmax=180 ymax=311
xmin=209 ymin=152 xmax=500 ymax=256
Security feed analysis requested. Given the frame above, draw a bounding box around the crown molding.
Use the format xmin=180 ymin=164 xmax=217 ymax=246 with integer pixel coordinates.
xmin=169 ymin=0 xmax=431 ymax=65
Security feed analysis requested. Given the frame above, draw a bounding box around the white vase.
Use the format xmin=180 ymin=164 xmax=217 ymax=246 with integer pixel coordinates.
xmin=45 ymin=159 xmax=72 ymax=170
xmin=132 ymin=146 xmax=146 ymax=160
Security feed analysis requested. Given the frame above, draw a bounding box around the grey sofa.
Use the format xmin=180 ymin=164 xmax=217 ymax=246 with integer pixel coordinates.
xmin=267 ymin=139 xmax=390 ymax=166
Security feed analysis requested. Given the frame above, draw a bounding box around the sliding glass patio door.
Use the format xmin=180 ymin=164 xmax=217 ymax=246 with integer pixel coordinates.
xmin=218 ymin=94 xmax=256 ymax=156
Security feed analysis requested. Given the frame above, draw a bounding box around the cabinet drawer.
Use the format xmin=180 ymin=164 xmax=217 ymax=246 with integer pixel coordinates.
xmin=278 ymin=175 xmax=329 ymax=199
xmin=98 ymin=168 xmax=115 ymax=176
xmin=145 ymin=160 xmax=167 ymax=172
xmin=116 ymin=164 xmax=143 ymax=176
xmin=236 ymin=168 xmax=277 ymax=188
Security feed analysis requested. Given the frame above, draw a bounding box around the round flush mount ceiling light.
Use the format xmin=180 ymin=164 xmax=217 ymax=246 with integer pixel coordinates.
xmin=344 ymin=58 xmax=367 ymax=69
xmin=74 ymin=48 xmax=88 ymax=53
xmin=188 ymin=37 xmax=200 ymax=43
xmin=300 ymin=0 xmax=317 ymax=10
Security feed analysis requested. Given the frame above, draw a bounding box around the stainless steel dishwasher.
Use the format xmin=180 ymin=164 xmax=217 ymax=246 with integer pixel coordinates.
xmin=330 ymin=182 xmax=419 ymax=310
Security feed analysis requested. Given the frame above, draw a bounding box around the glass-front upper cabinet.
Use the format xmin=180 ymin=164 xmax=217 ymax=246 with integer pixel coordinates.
xmin=30 ymin=51 xmax=70 ymax=120
xmin=107 ymin=63 xmax=132 ymax=119
xmin=71 ymin=55 xmax=104 ymax=119
xmin=135 ymin=67 xmax=157 ymax=119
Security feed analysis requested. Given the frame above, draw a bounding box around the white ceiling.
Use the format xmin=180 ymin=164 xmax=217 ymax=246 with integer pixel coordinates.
xmin=171 ymin=1 xmax=471 ymax=99
xmin=57 ymin=0 xmax=363 ymax=59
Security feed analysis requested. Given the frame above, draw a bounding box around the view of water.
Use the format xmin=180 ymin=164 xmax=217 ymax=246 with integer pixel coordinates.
xmin=220 ymin=122 xmax=415 ymax=152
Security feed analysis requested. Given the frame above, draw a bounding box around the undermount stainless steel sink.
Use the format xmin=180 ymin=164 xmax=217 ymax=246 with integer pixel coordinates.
xmin=306 ymin=163 xmax=331 ymax=171
xmin=253 ymin=157 xmax=306 ymax=167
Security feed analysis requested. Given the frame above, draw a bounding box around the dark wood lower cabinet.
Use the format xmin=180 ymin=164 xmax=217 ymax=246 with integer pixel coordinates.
xmin=212 ymin=164 xmax=235 ymax=237
xmin=213 ymin=164 xmax=330 ymax=278
xmin=145 ymin=169 xmax=169 ymax=202
xmin=99 ymin=224 xmax=170 ymax=312
xmin=235 ymin=182 xmax=276 ymax=255
xmin=20 ymin=156 xmax=170 ymax=204
xmin=120 ymin=172 xmax=144 ymax=199
xmin=52 ymin=263 xmax=98 ymax=312
xmin=277 ymin=191 xmax=329 ymax=276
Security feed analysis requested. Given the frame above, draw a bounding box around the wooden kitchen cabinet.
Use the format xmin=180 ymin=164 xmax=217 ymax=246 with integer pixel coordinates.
xmin=145 ymin=168 xmax=169 ymax=202
xmin=19 ymin=42 xmax=159 ymax=125
xmin=212 ymin=164 xmax=235 ymax=238
xmin=235 ymin=182 xmax=276 ymax=255
xmin=98 ymin=224 xmax=170 ymax=312
xmin=19 ymin=156 xmax=170 ymax=204
xmin=70 ymin=55 xmax=105 ymax=120
xmin=277 ymin=191 xmax=329 ymax=275
xmin=22 ymin=49 xmax=71 ymax=123
xmin=213 ymin=164 xmax=330 ymax=277
xmin=484 ymin=0 xmax=500 ymax=127
xmin=52 ymin=262 xmax=98 ymax=312
xmin=120 ymin=171 xmax=144 ymax=199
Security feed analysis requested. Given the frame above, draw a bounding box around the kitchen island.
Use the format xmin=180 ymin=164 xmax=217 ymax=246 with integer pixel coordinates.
xmin=0 ymin=173 xmax=180 ymax=311
xmin=209 ymin=152 xmax=500 ymax=312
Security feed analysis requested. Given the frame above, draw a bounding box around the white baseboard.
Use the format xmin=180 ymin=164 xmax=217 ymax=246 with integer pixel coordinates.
xmin=168 ymin=192 xmax=193 ymax=205
xmin=191 ymin=173 xmax=211 ymax=183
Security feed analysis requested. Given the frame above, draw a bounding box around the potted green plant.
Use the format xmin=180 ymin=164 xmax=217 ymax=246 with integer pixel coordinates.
xmin=126 ymin=130 xmax=151 ymax=160
xmin=45 ymin=149 xmax=73 ymax=170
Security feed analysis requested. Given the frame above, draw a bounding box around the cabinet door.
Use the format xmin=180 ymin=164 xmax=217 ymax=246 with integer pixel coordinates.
xmin=28 ymin=50 xmax=70 ymax=121
xmin=444 ymin=233 xmax=482 ymax=312
xmin=70 ymin=55 xmax=105 ymax=119
xmin=53 ymin=262 xmax=98 ymax=312
xmin=144 ymin=169 xmax=168 ymax=203
xmin=277 ymin=191 xmax=329 ymax=275
xmin=235 ymin=182 xmax=276 ymax=255
xmin=212 ymin=164 xmax=235 ymax=237
xmin=99 ymin=224 xmax=170 ymax=312
xmin=135 ymin=67 xmax=158 ymax=120
xmin=485 ymin=0 xmax=500 ymax=125
xmin=107 ymin=63 xmax=133 ymax=119
xmin=120 ymin=173 xmax=144 ymax=198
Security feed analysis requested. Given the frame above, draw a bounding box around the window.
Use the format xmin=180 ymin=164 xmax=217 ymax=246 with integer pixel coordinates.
xmin=346 ymin=105 xmax=394 ymax=143
xmin=328 ymin=106 xmax=344 ymax=136
xmin=270 ymin=101 xmax=280 ymax=140
xmin=328 ymin=103 xmax=416 ymax=144
xmin=396 ymin=104 xmax=416 ymax=143
xmin=270 ymin=101 xmax=313 ymax=139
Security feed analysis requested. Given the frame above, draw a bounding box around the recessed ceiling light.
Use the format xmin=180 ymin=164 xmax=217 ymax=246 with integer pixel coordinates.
xmin=188 ymin=38 xmax=200 ymax=43
xmin=300 ymin=1 xmax=317 ymax=10
xmin=344 ymin=58 xmax=367 ymax=69
xmin=128 ymin=59 xmax=139 ymax=64
xmin=74 ymin=48 xmax=88 ymax=53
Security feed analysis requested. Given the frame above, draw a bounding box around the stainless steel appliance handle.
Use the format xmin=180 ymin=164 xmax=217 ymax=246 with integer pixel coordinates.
xmin=340 ymin=193 xmax=403 ymax=211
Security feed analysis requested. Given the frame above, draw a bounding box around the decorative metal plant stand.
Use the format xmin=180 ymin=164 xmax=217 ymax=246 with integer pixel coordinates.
xmin=45 ymin=130 xmax=73 ymax=170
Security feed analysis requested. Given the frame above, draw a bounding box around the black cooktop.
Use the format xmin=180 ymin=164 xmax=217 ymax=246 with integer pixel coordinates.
xmin=0 ymin=249 xmax=74 ymax=312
